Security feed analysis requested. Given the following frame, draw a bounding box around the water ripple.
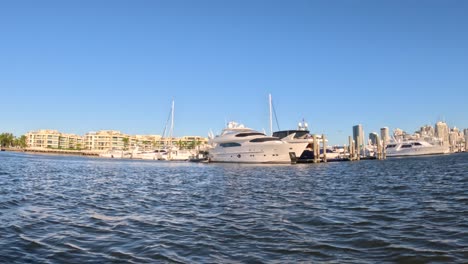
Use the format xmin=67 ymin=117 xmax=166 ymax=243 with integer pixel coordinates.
xmin=0 ymin=152 xmax=466 ymax=263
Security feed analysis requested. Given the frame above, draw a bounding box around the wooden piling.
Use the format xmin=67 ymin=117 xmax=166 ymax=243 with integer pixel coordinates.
xmin=348 ymin=136 xmax=354 ymax=161
xmin=322 ymin=134 xmax=327 ymax=163
xmin=313 ymin=135 xmax=319 ymax=163
xmin=376 ymin=135 xmax=382 ymax=160
xmin=382 ymin=134 xmax=387 ymax=159
xmin=356 ymin=136 xmax=361 ymax=161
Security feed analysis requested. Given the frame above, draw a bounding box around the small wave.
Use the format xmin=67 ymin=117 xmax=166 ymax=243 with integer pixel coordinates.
xmin=64 ymin=243 xmax=87 ymax=252
xmin=19 ymin=234 xmax=47 ymax=249
xmin=89 ymin=212 xmax=128 ymax=222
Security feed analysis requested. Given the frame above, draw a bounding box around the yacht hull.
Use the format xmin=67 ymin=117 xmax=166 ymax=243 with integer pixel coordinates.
xmin=209 ymin=145 xmax=297 ymax=164
xmin=386 ymin=145 xmax=450 ymax=157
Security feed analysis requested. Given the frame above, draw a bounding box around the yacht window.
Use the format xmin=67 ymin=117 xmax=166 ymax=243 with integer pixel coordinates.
xmin=386 ymin=144 xmax=397 ymax=148
xmin=401 ymin=144 xmax=412 ymax=148
xmin=249 ymin=138 xmax=281 ymax=143
xmin=273 ymin=130 xmax=310 ymax=139
xmin=412 ymin=142 xmax=423 ymax=146
xmin=235 ymin=132 xmax=265 ymax=137
xmin=220 ymin=142 xmax=241 ymax=148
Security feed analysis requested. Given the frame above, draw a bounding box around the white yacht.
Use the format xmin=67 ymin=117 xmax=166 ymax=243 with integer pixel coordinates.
xmin=208 ymin=122 xmax=307 ymax=163
xmin=165 ymin=148 xmax=196 ymax=161
xmin=99 ymin=149 xmax=132 ymax=159
xmin=385 ymin=140 xmax=450 ymax=157
xmin=133 ymin=149 xmax=169 ymax=160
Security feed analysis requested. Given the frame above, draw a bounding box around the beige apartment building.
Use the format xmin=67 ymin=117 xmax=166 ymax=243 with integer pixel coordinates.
xmin=26 ymin=130 xmax=83 ymax=149
xmin=59 ymin=133 xmax=84 ymax=149
xmin=133 ymin=135 xmax=163 ymax=151
xmin=26 ymin=129 xmax=208 ymax=152
xmin=26 ymin=129 xmax=61 ymax=149
xmin=84 ymin=130 xmax=129 ymax=151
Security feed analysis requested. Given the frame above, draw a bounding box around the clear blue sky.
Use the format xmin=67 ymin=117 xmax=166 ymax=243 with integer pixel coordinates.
xmin=1 ymin=0 xmax=467 ymax=144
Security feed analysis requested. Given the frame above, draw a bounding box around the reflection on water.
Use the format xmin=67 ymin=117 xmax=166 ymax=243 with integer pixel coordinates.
xmin=0 ymin=152 xmax=467 ymax=263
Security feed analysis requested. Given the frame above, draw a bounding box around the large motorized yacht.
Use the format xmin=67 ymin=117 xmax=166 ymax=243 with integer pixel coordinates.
xmin=385 ymin=140 xmax=450 ymax=157
xmin=208 ymin=122 xmax=307 ymax=163
xmin=272 ymin=120 xmax=315 ymax=161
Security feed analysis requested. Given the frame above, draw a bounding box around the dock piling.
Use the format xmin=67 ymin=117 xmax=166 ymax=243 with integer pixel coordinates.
xmin=313 ymin=135 xmax=319 ymax=163
xmin=322 ymin=134 xmax=327 ymax=163
xmin=348 ymin=136 xmax=354 ymax=161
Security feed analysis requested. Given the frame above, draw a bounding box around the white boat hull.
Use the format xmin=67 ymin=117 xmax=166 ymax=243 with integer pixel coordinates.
xmin=386 ymin=143 xmax=450 ymax=157
xmin=209 ymin=144 xmax=297 ymax=163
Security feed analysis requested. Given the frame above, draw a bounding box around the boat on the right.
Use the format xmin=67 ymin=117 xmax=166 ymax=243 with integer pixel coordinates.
xmin=385 ymin=140 xmax=450 ymax=157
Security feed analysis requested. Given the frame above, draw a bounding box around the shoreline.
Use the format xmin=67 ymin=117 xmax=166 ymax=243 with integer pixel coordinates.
xmin=2 ymin=148 xmax=99 ymax=157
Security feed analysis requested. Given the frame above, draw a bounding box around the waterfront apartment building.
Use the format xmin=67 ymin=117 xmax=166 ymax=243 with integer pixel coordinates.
xmin=84 ymin=130 xmax=129 ymax=151
xmin=133 ymin=135 xmax=163 ymax=151
xmin=26 ymin=129 xmax=61 ymax=149
xmin=177 ymin=136 xmax=208 ymax=149
xmin=26 ymin=130 xmax=83 ymax=149
xmin=26 ymin=129 xmax=208 ymax=152
xmin=59 ymin=133 xmax=84 ymax=149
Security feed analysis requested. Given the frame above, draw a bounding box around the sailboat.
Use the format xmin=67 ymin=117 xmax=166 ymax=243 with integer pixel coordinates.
xmin=268 ymin=94 xmax=313 ymax=160
xmin=132 ymin=100 xmax=194 ymax=161
xmin=162 ymin=100 xmax=195 ymax=161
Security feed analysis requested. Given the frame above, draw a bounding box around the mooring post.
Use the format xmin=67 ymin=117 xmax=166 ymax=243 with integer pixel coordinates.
xmin=376 ymin=135 xmax=382 ymax=160
xmin=313 ymin=135 xmax=319 ymax=163
xmin=322 ymin=134 xmax=327 ymax=163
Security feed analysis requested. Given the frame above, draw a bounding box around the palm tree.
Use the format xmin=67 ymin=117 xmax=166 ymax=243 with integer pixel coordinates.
xmin=0 ymin=133 xmax=14 ymax=148
xmin=122 ymin=137 xmax=130 ymax=151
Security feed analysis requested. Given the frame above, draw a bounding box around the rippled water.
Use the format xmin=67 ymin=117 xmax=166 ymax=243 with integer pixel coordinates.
xmin=0 ymin=152 xmax=467 ymax=263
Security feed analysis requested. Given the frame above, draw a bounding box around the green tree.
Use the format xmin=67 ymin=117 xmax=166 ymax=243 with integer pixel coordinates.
xmin=0 ymin=133 xmax=14 ymax=148
xmin=122 ymin=137 xmax=130 ymax=151
xmin=19 ymin=135 xmax=27 ymax=148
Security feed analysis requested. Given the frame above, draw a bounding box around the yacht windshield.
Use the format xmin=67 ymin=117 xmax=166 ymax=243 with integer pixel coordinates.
xmin=249 ymin=138 xmax=281 ymax=143
xmin=236 ymin=132 xmax=266 ymax=137
xmin=220 ymin=142 xmax=242 ymax=148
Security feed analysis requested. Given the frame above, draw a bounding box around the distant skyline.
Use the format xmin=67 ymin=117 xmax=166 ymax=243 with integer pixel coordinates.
xmin=1 ymin=0 xmax=467 ymax=144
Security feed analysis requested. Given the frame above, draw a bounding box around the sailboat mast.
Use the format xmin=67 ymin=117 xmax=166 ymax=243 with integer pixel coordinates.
xmin=269 ymin=94 xmax=273 ymax=136
xmin=170 ymin=99 xmax=174 ymax=146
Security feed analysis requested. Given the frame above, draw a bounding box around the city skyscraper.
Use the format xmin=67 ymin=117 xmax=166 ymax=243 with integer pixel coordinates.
xmin=435 ymin=121 xmax=449 ymax=146
xmin=419 ymin=125 xmax=435 ymax=138
xmin=380 ymin=127 xmax=390 ymax=143
xmin=369 ymin=132 xmax=379 ymax=145
xmin=353 ymin=124 xmax=364 ymax=151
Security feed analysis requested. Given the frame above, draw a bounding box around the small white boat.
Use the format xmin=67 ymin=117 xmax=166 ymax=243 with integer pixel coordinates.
xmin=165 ymin=148 xmax=196 ymax=161
xmin=99 ymin=150 xmax=131 ymax=159
xmin=134 ymin=149 xmax=169 ymax=160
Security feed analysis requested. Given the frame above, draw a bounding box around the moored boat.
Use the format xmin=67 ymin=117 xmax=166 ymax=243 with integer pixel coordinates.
xmin=386 ymin=140 xmax=450 ymax=157
xmin=208 ymin=122 xmax=307 ymax=163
